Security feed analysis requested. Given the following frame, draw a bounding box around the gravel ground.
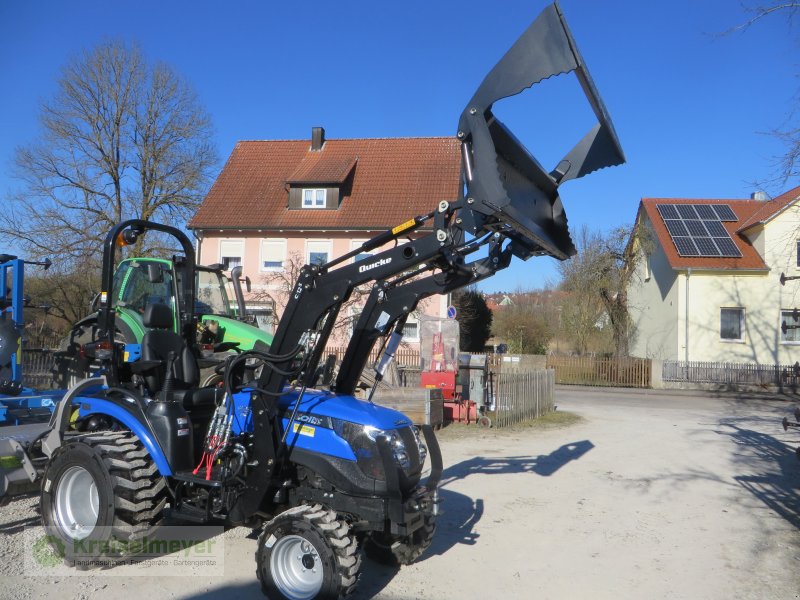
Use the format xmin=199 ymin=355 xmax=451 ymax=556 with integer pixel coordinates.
xmin=1 ymin=387 xmax=799 ymax=599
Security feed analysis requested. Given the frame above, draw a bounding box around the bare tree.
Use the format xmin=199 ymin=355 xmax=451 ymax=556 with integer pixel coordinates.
xmin=254 ymin=252 xmax=373 ymax=339
xmin=558 ymin=225 xmax=651 ymax=358
xmin=725 ymin=2 xmax=800 ymax=33
xmin=21 ymin=264 xmax=100 ymax=333
xmin=491 ymin=290 xmax=559 ymax=355
xmin=724 ymin=2 xmax=800 ymax=183
xmin=0 ymin=40 xmax=217 ymax=325
xmin=557 ymin=227 xmax=609 ymax=355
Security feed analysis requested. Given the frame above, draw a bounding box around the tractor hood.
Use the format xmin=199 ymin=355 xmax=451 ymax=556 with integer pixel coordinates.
xmin=278 ymin=388 xmax=413 ymax=431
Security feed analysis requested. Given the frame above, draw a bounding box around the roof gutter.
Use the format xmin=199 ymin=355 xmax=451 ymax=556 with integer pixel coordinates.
xmin=670 ymin=266 xmax=768 ymax=274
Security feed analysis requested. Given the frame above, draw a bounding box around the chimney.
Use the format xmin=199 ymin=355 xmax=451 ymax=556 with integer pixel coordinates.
xmin=311 ymin=127 xmax=325 ymax=151
xmin=751 ymin=191 xmax=768 ymax=201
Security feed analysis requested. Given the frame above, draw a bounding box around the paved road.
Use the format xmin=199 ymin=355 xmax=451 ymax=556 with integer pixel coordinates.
xmin=1 ymin=386 xmax=799 ymax=599
xmin=359 ymin=386 xmax=800 ymax=599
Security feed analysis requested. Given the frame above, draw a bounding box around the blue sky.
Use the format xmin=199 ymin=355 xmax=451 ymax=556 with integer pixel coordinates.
xmin=1 ymin=0 xmax=798 ymax=292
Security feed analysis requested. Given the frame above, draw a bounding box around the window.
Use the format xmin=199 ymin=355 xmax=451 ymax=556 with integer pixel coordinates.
xmin=643 ymin=253 xmax=651 ymax=281
xmin=219 ymin=240 xmax=243 ymax=270
xmin=307 ymin=240 xmax=331 ymax=266
xmin=260 ymin=239 xmax=286 ymax=271
xmin=196 ymin=269 xmax=232 ymax=316
xmin=781 ymin=309 xmax=800 ymax=343
xmin=302 ymin=188 xmax=326 ymax=208
xmin=351 ymin=239 xmax=373 ymax=263
xmin=720 ymin=307 xmax=745 ymax=342
xmin=115 ymin=261 xmax=174 ymax=315
xmin=402 ymin=316 xmax=420 ymax=342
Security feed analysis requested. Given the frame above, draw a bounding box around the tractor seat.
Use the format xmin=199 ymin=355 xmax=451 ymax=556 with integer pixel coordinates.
xmin=141 ymin=303 xmax=218 ymax=410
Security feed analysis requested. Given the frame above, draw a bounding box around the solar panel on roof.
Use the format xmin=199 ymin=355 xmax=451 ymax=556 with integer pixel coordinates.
xmin=712 ymin=204 xmax=737 ymax=221
xmin=664 ymin=219 xmax=689 ymax=237
xmin=685 ymin=220 xmax=708 ymax=237
xmin=703 ymin=220 xmax=727 ymax=237
xmin=694 ymin=205 xmax=717 ymax=220
xmin=656 ymin=204 xmax=680 ymax=219
xmin=693 ymin=237 xmax=720 ymax=256
xmin=672 ymin=237 xmax=699 ymax=256
xmin=655 ymin=202 xmax=742 ymax=258
xmin=713 ymin=237 xmax=741 ymax=257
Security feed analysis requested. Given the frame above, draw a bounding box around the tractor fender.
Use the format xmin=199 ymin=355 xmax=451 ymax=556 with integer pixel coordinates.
xmin=42 ymin=376 xmax=107 ymax=457
xmin=42 ymin=377 xmax=172 ymax=477
xmin=77 ymin=397 xmax=173 ymax=476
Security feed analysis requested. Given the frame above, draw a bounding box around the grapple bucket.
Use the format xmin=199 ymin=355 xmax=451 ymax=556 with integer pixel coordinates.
xmin=458 ymin=1 xmax=625 ymax=260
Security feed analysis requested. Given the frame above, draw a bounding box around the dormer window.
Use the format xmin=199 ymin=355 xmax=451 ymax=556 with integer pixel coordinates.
xmin=303 ymin=188 xmax=326 ymax=208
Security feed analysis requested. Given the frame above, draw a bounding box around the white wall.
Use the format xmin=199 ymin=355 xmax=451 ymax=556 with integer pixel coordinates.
xmin=628 ymin=218 xmax=680 ymax=359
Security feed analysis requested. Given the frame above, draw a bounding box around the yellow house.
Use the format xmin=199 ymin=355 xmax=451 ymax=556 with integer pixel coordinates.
xmin=628 ymin=186 xmax=800 ymax=364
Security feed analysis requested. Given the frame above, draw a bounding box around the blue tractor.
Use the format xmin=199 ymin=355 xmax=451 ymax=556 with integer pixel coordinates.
xmin=12 ymin=3 xmax=625 ymax=598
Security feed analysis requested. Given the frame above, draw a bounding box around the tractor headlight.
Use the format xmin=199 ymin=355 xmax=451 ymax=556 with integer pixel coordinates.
xmin=332 ymin=419 xmax=410 ymax=479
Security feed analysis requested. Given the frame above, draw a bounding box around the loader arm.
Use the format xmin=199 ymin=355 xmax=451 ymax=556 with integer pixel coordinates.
xmin=334 ymin=236 xmax=514 ymax=396
xmin=232 ymin=1 xmax=625 ymax=522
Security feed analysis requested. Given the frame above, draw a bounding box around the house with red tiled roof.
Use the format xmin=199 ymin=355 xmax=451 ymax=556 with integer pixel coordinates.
xmin=627 ymin=186 xmax=800 ymax=363
xmin=188 ymin=128 xmax=462 ymax=345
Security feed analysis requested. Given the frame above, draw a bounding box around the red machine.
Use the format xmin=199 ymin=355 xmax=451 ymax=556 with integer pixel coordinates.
xmin=420 ymin=331 xmax=457 ymax=399
xmin=419 ymin=320 xmax=477 ymax=423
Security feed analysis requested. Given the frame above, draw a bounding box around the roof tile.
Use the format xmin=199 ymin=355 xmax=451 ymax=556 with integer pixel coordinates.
xmin=189 ymin=137 xmax=462 ymax=231
xmin=736 ymin=184 xmax=800 ymax=232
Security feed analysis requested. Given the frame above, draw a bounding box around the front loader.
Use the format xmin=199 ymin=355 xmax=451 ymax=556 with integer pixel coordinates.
xmin=19 ymin=3 xmax=624 ymax=598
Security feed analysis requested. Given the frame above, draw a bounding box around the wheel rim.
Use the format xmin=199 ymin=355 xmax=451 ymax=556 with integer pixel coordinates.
xmin=270 ymin=534 xmax=324 ymax=600
xmin=54 ymin=465 xmax=99 ymax=540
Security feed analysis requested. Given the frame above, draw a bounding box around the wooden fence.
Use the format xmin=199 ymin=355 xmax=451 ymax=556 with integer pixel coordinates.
xmin=546 ymin=355 xmax=651 ymax=388
xmin=662 ymin=360 xmax=796 ymax=387
xmin=324 ymin=346 xmax=420 ymax=368
xmin=489 ymin=369 xmax=555 ymax=427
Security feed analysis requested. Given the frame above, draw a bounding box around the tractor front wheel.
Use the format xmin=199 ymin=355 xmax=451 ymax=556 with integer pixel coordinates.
xmin=256 ymin=504 xmax=361 ymax=600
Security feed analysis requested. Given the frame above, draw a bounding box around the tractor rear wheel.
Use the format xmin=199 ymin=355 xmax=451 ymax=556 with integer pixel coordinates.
xmin=40 ymin=430 xmax=167 ymax=565
xmin=256 ymin=504 xmax=361 ymax=599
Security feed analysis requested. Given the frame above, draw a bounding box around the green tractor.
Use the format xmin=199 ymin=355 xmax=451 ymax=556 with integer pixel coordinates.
xmin=56 ymin=255 xmax=273 ymax=386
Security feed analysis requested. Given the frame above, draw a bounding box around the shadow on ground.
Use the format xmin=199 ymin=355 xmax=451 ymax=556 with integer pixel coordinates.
xmin=153 ymin=440 xmax=596 ymax=599
xmin=717 ymin=416 xmax=800 ymax=530
xmin=439 ymin=439 xmax=595 ymax=486
xmin=357 ymin=439 xmax=595 ymax=597
xmin=0 ymin=512 xmax=39 ymax=535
